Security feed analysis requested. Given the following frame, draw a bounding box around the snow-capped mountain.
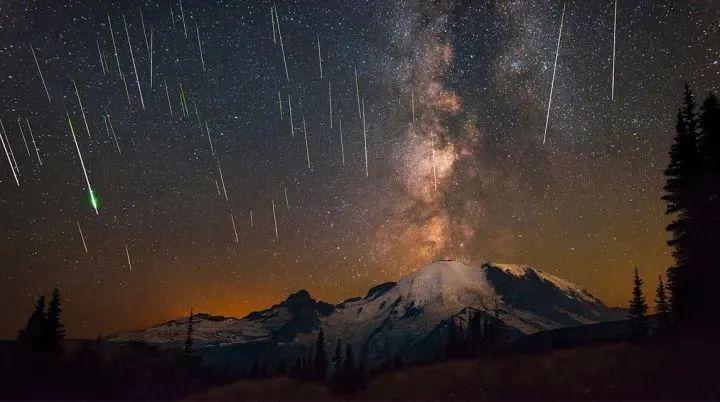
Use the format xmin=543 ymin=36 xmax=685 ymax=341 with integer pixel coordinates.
xmin=110 ymin=260 xmax=624 ymax=365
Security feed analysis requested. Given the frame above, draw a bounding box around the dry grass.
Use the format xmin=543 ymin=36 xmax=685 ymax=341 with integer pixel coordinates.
xmin=185 ymin=334 xmax=720 ymax=401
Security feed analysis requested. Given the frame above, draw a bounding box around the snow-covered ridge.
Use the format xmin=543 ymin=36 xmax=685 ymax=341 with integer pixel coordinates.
xmin=109 ymin=260 xmax=624 ymax=364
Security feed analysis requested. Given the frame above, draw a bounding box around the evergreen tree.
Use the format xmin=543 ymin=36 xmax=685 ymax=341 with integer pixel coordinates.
xmin=313 ymin=329 xmax=327 ymax=380
xmin=663 ymin=84 xmax=702 ymax=324
xmin=655 ymin=275 xmax=670 ymax=328
xmin=628 ymin=267 xmax=649 ymax=337
xmin=45 ymin=288 xmax=65 ymax=349
xmin=183 ymin=308 xmax=194 ymax=354
xmin=332 ymin=339 xmax=342 ymax=372
xmin=17 ymin=295 xmax=48 ymax=348
xmin=698 ymin=92 xmax=720 ymax=323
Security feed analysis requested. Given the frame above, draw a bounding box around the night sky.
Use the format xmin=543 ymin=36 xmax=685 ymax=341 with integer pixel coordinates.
xmin=0 ymin=0 xmax=718 ymax=339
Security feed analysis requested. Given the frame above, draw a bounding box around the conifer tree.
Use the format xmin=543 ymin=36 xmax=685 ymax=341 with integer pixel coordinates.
xmin=663 ymin=84 xmax=701 ymax=323
xmin=18 ymin=295 xmax=47 ymax=348
xmin=45 ymin=288 xmax=65 ymax=349
xmin=698 ymin=92 xmax=720 ymax=322
xmin=628 ymin=267 xmax=649 ymax=337
xmin=183 ymin=308 xmax=194 ymax=354
xmin=313 ymin=329 xmax=327 ymax=380
xmin=655 ymin=275 xmax=670 ymax=328
xmin=332 ymin=339 xmax=342 ymax=373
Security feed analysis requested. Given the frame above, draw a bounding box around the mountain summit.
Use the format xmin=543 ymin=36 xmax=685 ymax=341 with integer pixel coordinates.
xmin=110 ymin=260 xmax=623 ymax=366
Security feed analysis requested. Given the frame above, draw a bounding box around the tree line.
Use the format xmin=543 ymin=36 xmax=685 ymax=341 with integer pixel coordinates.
xmin=628 ymin=85 xmax=720 ymax=334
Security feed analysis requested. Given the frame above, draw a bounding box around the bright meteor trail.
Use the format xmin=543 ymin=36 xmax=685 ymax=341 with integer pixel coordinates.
xmin=542 ymin=2 xmax=566 ymax=145
xmin=65 ymin=111 xmax=99 ymax=215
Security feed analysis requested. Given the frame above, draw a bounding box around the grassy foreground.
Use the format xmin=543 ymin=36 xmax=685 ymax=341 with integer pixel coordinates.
xmin=185 ymin=332 xmax=720 ymax=400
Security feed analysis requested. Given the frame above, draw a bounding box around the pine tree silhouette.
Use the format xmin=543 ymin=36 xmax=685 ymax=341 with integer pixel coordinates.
xmin=18 ymin=295 xmax=48 ymax=348
xmin=183 ymin=308 xmax=194 ymax=354
xmin=655 ymin=275 xmax=670 ymax=328
xmin=313 ymin=329 xmax=327 ymax=380
xmin=46 ymin=288 xmax=65 ymax=349
xmin=698 ymin=92 xmax=720 ymax=324
xmin=628 ymin=267 xmax=649 ymax=337
xmin=663 ymin=84 xmax=702 ymax=324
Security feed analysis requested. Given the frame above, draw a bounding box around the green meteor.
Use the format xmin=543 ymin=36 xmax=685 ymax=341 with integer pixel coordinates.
xmin=89 ymin=189 xmax=99 ymax=211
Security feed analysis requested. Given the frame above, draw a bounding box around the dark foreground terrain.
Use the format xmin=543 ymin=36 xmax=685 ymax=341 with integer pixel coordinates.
xmin=185 ymin=331 xmax=720 ymax=401
xmin=1 ymin=330 xmax=718 ymax=400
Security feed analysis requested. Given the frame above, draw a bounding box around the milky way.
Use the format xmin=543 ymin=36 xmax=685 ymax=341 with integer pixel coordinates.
xmin=0 ymin=0 xmax=718 ymax=338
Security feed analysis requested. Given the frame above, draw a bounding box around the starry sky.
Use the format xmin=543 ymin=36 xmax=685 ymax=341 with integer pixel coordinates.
xmin=0 ymin=0 xmax=718 ymax=339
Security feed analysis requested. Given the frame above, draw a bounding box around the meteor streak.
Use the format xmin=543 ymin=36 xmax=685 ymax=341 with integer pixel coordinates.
xmin=362 ymin=99 xmax=368 ymax=177
xmin=217 ymin=158 xmax=228 ymax=202
xmin=317 ymin=35 xmax=323 ymax=79
xmin=125 ymin=244 xmax=133 ymax=271
xmin=25 ymin=118 xmax=42 ymax=166
xmin=179 ymin=0 xmax=187 ymax=38
xmin=339 ymin=118 xmax=345 ymax=166
xmin=231 ymin=213 xmax=239 ymax=243
xmin=123 ymin=14 xmax=145 ymax=110
xmin=17 ymin=118 xmax=31 ymax=157
xmin=271 ymin=200 xmax=278 ymax=238
xmin=284 ymin=187 xmax=290 ymax=210
xmin=72 ymin=78 xmax=92 ymax=138
xmin=329 ymin=82 xmax=332 ymax=129
xmin=66 ymin=111 xmax=99 ymax=215
xmin=288 ymin=94 xmax=294 ymax=137
xmin=196 ymin=25 xmax=206 ymax=72
xmin=276 ymin=7 xmax=289 ymax=82
xmin=77 ymin=220 xmax=88 ymax=252
xmin=611 ymin=0 xmax=617 ymax=101
xmin=355 ymin=68 xmax=361 ymax=117
xmin=29 ymin=44 xmax=51 ymax=103
xmin=302 ymin=115 xmax=311 ymax=171
xmin=121 ymin=72 xmax=131 ymax=105
xmin=107 ymin=12 xmax=121 ymax=77
xmin=0 ymin=122 xmax=19 ymax=186
xmin=542 ymin=2 xmax=565 ymax=145
xmin=164 ymin=77 xmax=173 ymax=116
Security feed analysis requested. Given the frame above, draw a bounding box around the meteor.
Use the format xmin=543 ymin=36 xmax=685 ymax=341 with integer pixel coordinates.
xmin=107 ymin=12 xmax=121 ymax=77
xmin=278 ymin=90 xmax=283 ymax=119
xmin=123 ymin=13 xmax=145 ymax=110
xmin=0 ymin=121 xmax=19 ymax=186
xmin=250 ymin=210 xmax=254 ymax=228
xmin=77 ymin=220 xmax=88 ymax=252
xmin=276 ymin=7 xmax=289 ymax=82
xmin=0 ymin=120 xmax=19 ymax=172
xmin=271 ymin=200 xmax=278 ymax=239
xmin=328 ymin=82 xmax=332 ymax=129
xmin=302 ymin=114 xmax=311 ymax=171
xmin=179 ymin=0 xmax=187 ymax=38
xmin=25 ymin=118 xmax=42 ymax=166
xmin=196 ymin=25 xmax=206 ymax=72
xmin=230 ymin=213 xmax=239 ymax=243
xmin=105 ymin=111 xmax=121 ymax=154
xmin=72 ymin=78 xmax=92 ymax=138
xmin=362 ymin=99 xmax=368 ymax=177
xmin=121 ymin=71 xmax=132 ymax=105
xmin=96 ymin=40 xmax=107 ymax=75
xmin=125 ymin=244 xmax=133 ymax=271
xmin=164 ymin=76 xmax=173 ymax=116
xmin=317 ymin=35 xmax=323 ymax=79
xmin=217 ymin=158 xmax=228 ymax=201
xmin=139 ymin=6 xmax=149 ymax=54
xmin=355 ymin=68 xmax=361 ymax=117
xmin=149 ymin=26 xmax=154 ymax=89
xmin=542 ymin=2 xmax=565 ymax=145
xmin=284 ymin=187 xmax=290 ymax=210
xmin=17 ymin=118 xmax=31 ymax=157
xmin=288 ymin=94 xmax=294 ymax=137
xmin=339 ymin=118 xmax=345 ymax=166
xmin=206 ymin=121 xmax=215 ymax=157
xmin=29 ymin=44 xmax=51 ymax=103
xmin=193 ymin=99 xmax=203 ymax=136
xmin=271 ymin=6 xmax=276 ymax=43
xmin=611 ymin=0 xmax=617 ymax=101
xmin=65 ymin=111 xmax=99 ymax=214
